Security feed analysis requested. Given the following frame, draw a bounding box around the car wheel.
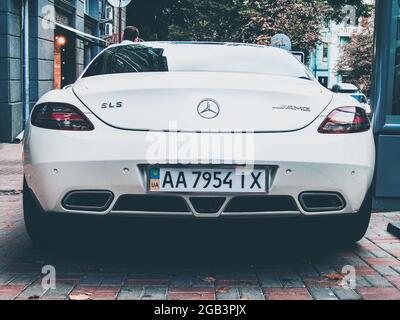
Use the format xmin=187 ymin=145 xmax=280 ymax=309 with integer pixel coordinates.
xmin=323 ymin=189 xmax=372 ymax=245
xmin=23 ymin=178 xmax=52 ymax=245
xmin=342 ymin=189 xmax=372 ymax=243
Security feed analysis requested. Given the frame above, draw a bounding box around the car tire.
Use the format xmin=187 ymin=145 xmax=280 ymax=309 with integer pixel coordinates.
xmin=23 ymin=178 xmax=52 ymax=245
xmin=324 ymin=189 xmax=372 ymax=245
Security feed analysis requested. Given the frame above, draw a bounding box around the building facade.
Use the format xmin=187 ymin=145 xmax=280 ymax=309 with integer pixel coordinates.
xmin=0 ymin=0 xmax=126 ymax=142
xmin=308 ymin=5 xmax=362 ymax=89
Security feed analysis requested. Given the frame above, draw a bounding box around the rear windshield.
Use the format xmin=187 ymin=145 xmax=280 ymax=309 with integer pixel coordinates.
xmin=82 ymin=43 xmax=311 ymax=79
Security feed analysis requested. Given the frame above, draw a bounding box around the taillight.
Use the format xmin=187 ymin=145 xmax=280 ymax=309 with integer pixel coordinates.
xmin=31 ymin=103 xmax=94 ymax=131
xmin=318 ymin=106 xmax=370 ymax=134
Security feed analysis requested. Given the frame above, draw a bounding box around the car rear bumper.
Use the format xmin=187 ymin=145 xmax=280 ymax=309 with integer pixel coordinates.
xmin=23 ymin=113 xmax=375 ymax=217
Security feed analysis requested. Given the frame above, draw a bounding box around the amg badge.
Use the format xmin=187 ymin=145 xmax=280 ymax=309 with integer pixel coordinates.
xmin=273 ymin=105 xmax=311 ymax=112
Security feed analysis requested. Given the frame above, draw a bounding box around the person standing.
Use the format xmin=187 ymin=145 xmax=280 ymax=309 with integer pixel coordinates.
xmin=122 ymin=26 xmax=141 ymax=43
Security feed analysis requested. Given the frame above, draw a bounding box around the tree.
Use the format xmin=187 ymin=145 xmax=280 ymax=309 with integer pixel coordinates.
xmin=126 ymin=0 xmax=371 ymax=53
xmin=240 ymin=0 xmax=335 ymax=52
xmin=336 ymin=16 xmax=374 ymax=94
xmin=327 ymin=0 xmax=373 ymax=21
xmin=167 ymin=0 xmax=249 ymax=42
xmin=126 ymin=0 xmax=249 ymax=42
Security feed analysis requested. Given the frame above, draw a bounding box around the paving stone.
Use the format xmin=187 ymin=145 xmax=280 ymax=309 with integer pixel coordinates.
xmin=101 ymin=275 xmax=126 ymax=286
xmin=238 ymin=287 xmax=264 ymax=300
xmin=79 ymin=274 xmax=103 ymax=286
xmin=0 ymin=285 xmax=26 ymax=300
xmin=117 ymin=286 xmax=143 ymax=300
xmin=258 ymin=274 xmax=282 ymax=288
xmin=216 ymin=275 xmax=258 ymax=287
xmin=17 ymin=281 xmax=48 ymax=299
xmin=264 ymin=288 xmax=312 ymax=300
xmin=372 ymin=266 xmax=399 ymax=276
xmin=365 ymin=257 xmax=400 ymax=267
xmin=364 ymin=275 xmax=393 ymax=287
xmin=0 ymin=273 xmax=15 ymax=284
xmin=127 ymin=275 xmax=169 ymax=286
xmin=41 ymin=281 xmax=75 ymax=299
xmin=344 ymin=256 xmax=369 ymax=267
xmin=167 ymin=287 xmax=215 ymax=300
xmin=386 ymin=276 xmax=400 ymax=289
xmin=357 ymin=287 xmax=400 ymax=300
xmin=8 ymin=274 xmax=38 ymax=285
xmin=331 ymin=287 xmax=362 ymax=300
xmin=309 ymin=287 xmax=338 ymax=300
xmin=191 ymin=275 xmax=215 ymax=288
xmin=353 ymin=248 xmax=376 ymax=258
xmin=356 ymin=276 xmax=372 ymax=288
xmin=303 ymin=277 xmax=342 ymax=288
xmin=142 ymin=286 xmax=168 ymax=300
xmin=392 ymin=266 xmax=400 ymax=274
xmin=216 ymin=287 xmax=240 ymax=300
xmin=280 ymin=277 xmax=305 ymax=288
xmin=370 ymin=249 xmax=394 ymax=258
xmin=169 ymin=275 xmax=193 ymax=288
xmin=69 ymin=286 xmax=120 ymax=300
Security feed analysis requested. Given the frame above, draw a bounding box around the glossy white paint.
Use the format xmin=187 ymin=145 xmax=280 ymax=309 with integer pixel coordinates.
xmin=73 ymin=72 xmax=332 ymax=132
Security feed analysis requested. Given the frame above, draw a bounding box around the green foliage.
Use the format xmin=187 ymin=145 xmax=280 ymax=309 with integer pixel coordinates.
xmin=327 ymin=0 xmax=374 ymax=21
xmin=126 ymin=0 xmax=372 ymax=53
xmin=167 ymin=0 xmax=249 ymax=42
xmin=336 ymin=16 xmax=374 ymax=94
xmin=240 ymin=0 xmax=335 ymax=52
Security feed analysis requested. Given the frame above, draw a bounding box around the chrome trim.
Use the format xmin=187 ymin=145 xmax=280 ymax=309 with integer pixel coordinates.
xmin=298 ymin=192 xmax=346 ymax=212
xmin=62 ymin=190 xmax=114 ymax=212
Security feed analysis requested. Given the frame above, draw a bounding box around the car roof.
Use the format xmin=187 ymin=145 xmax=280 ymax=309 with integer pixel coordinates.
xmin=107 ymin=41 xmax=286 ymax=53
xmin=110 ymin=41 xmax=267 ymax=48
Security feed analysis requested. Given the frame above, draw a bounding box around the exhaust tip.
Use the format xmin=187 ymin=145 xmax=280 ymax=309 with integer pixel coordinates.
xmin=299 ymin=192 xmax=346 ymax=212
xmin=62 ymin=190 xmax=114 ymax=212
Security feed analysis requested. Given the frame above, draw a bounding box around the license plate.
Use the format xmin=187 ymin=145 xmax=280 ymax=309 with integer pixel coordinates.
xmin=148 ymin=167 xmax=267 ymax=193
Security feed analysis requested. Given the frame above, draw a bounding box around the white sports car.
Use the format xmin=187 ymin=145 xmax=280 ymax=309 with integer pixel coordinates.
xmin=23 ymin=42 xmax=375 ymax=244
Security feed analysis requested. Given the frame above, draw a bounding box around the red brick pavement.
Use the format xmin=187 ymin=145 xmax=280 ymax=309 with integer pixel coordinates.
xmin=1 ymin=143 xmax=400 ymax=300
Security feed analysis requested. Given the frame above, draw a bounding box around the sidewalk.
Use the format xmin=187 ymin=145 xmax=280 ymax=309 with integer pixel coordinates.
xmin=1 ymin=143 xmax=400 ymax=300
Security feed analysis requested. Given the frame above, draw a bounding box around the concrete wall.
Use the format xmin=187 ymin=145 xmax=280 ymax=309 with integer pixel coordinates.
xmin=0 ymin=0 xmax=23 ymax=142
xmin=0 ymin=0 xmax=125 ymax=142
xmin=308 ymin=5 xmax=363 ymax=89
xmin=30 ymin=0 xmax=54 ymax=105
xmin=75 ymin=0 xmax=85 ymax=77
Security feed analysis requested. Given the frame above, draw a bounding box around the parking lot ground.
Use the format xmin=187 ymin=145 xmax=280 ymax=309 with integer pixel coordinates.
xmin=1 ymin=143 xmax=400 ymax=300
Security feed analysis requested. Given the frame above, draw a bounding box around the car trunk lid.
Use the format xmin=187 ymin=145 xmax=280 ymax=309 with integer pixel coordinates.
xmin=73 ymin=72 xmax=332 ymax=132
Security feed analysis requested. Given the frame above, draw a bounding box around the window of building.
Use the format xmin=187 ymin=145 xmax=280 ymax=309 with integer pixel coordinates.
xmin=84 ymin=0 xmax=90 ymax=15
xmin=99 ymin=0 xmax=104 ymax=19
xmin=53 ymin=29 xmax=76 ymax=89
xmin=392 ymin=2 xmax=400 ymax=116
xmin=322 ymin=43 xmax=328 ymax=62
xmin=318 ymin=76 xmax=328 ymax=88
xmin=340 ymin=36 xmax=350 ymax=46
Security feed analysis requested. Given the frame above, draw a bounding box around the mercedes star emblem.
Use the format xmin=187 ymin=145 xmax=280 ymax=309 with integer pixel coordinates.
xmin=197 ymin=99 xmax=220 ymax=119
